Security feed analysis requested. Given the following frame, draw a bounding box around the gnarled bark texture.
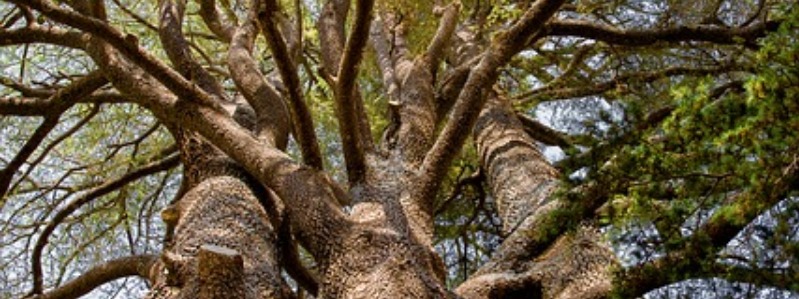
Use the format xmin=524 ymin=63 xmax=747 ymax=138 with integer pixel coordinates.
xmin=2 ymin=0 xmax=784 ymax=298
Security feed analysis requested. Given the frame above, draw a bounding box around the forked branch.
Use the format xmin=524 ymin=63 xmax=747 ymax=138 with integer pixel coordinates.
xmin=228 ymin=2 xmax=292 ymax=149
xmin=158 ymin=0 xmax=226 ymax=98
xmin=419 ymin=0 xmax=566 ymax=202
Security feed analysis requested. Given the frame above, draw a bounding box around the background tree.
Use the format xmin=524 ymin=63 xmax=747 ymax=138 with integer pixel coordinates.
xmin=0 ymin=0 xmax=796 ymax=298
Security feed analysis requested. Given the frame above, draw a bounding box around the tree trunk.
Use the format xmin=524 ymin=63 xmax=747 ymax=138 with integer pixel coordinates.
xmin=456 ymin=96 xmax=617 ymax=299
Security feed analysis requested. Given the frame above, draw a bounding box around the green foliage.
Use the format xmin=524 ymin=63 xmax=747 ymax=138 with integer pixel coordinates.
xmin=588 ymin=4 xmax=799 ymax=287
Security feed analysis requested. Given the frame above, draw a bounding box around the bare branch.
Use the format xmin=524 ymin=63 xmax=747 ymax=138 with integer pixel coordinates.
xmin=110 ymin=0 xmax=157 ymax=32
xmin=260 ymin=0 xmax=324 ymax=169
xmin=0 ymin=91 xmax=131 ymax=116
xmin=7 ymin=105 xmax=101 ymax=195
xmin=370 ymin=12 xmax=437 ymax=166
xmin=0 ymin=97 xmax=55 ymax=116
xmin=334 ymin=0 xmax=375 ymax=184
xmin=474 ymin=95 xmax=559 ymax=235
xmin=227 ymin=4 xmax=291 ymax=149
xmin=426 ymin=2 xmax=461 ymax=79
xmin=369 ymin=17 xmax=400 ymax=102
xmin=12 ymin=0 xmax=225 ymax=111
xmin=546 ymin=19 xmax=780 ymax=47
xmin=29 ymin=154 xmax=179 ymax=295
xmin=86 ymin=30 xmax=352 ymax=263
xmin=0 ymin=25 xmax=89 ymax=49
xmin=0 ymin=116 xmax=59 ymax=199
xmin=515 ymin=64 xmax=741 ymax=105
xmin=34 ymin=255 xmax=157 ymax=299
xmin=158 ymin=0 xmax=226 ymax=99
xmin=317 ymin=0 xmax=349 ymax=79
xmin=515 ymin=113 xmax=572 ymax=148
xmin=198 ymin=0 xmax=236 ymax=42
xmin=317 ymin=0 xmax=374 ymax=155
xmin=0 ymin=71 xmax=107 ymax=198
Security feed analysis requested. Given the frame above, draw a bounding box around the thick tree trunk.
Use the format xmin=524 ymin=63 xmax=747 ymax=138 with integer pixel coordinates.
xmin=456 ymin=96 xmax=617 ymax=299
xmin=145 ymin=172 xmax=291 ymax=299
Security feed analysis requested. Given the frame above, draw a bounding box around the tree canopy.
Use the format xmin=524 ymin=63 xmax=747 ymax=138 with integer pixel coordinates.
xmin=0 ymin=0 xmax=797 ymax=298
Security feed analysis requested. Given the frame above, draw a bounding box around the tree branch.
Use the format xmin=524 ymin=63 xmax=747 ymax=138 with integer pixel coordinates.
xmin=158 ymin=0 xmax=226 ymax=99
xmin=29 ymin=154 xmax=179 ymax=295
xmin=227 ymin=3 xmax=291 ymax=149
xmin=0 ymin=71 xmax=107 ymax=198
xmin=260 ymin=0 xmax=324 ymax=169
xmin=546 ymin=19 xmax=780 ymax=47
xmin=616 ymin=156 xmax=799 ymax=297
xmin=0 ymin=91 xmax=132 ymax=116
xmin=198 ymin=0 xmax=236 ymax=42
xmin=369 ymin=16 xmax=401 ymax=103
xmin=87 ymin=35 xmax=352 ymax=263
xmin=12 ymin=0 xmax=225 ymax=111
xmin=0 ymin=25 xmax=89 ymax=49
xmin=515 ymin=64 xmax=740 ymax=105
xmin=370 ymin=11 xmax=437 ymax=167
xmin=426 ymin=2 xmax=461 ymax=79
xmin=317 ymin=0 xmax=349 ymax=80
xmin=317 ymin=0 xmax=374 ymax=154
xmin=334 ymin=0 xmax=374 ymax=184
xmin=0 ymin=116 xmax=59 ymax=199
xmin=197 ymin=245 xmax=247 ymax=298
xmin=109 ymin=0 xmax=157 ymax=32
xmin=33 ymin=255 xmax=157 ymax=299
xmin=419 ymin=0 xmax=566 ymax=203
xmin=8 ymin=105 xmax=101 ymax=195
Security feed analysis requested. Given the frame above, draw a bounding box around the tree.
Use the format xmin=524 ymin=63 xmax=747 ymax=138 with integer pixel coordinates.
xmin=0 ymin=0 xmax=796 ymax=298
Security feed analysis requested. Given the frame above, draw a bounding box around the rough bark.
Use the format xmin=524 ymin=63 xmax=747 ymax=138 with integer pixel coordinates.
xmin=3 ymin=1 xmax=785 ymax=298
xmin=146 ymin=175 xmax=290 ymax=299
xmin=457 ymin=96 xmax=616 ymax=299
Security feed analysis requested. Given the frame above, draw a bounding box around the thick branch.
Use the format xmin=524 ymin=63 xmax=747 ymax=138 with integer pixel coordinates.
xmin=317 ymin=0 xmax=374 ymax=158
xmin=317 ymin=0 xmax=349 ymax=79
xmin=197 ymin=245 xmax=247 ymax=298
xmin=260 ymin=0 xmax=324 ymax=169
xmin=158 ymin=0 xmax=226 ymax=98
xmin=227 ymin=5 xmax=291 ymax=149
xmin=426 ymin=2 xmax=461 ymax=79
xmin=0 ymin=97 xmax=55 ymax=116
xmin=369 ymin=17 xmax=400 ymax=102
xmin=334 ymin=0 xmax=374 ymax=184
xmin=473 ymin=96 xmax=559 ymax=235
xmin=419 ymin=0 xmax=566 ymax=202
xmin=35 ymin=255 xmax=157 ymax=299
xmin=90 ymin=37 xmax=352 ymax=263
xmin=546 ymin=19 xmax=780 ymax=47
xmin=515 ymin=113 xmax=572 ymax=148
xmin=198 ymin=0 xmax=235 ymax=42
xmin=0 ymin=25 xmax=89 ymax=49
